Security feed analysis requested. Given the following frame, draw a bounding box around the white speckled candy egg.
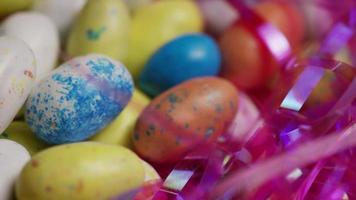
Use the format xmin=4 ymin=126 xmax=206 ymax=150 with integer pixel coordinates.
xmin=0 ymin=36 xmax=36 ymax=134
xmin=32 ymin=0 xmax=87 ymax=38
xmin=1 ymin=11 xmax=59 ymax=82
xmin=0 ymin=139 xmax=30 ymax=200
xmin=25 ymin=54 xmax=134 ymax=144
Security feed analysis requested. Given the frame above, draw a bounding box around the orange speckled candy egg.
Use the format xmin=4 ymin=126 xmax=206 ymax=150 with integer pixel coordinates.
xmin=133 ymin=77 xmax=239 ymax=163
xmin=219 ymin=1 xmax=304 ymax=90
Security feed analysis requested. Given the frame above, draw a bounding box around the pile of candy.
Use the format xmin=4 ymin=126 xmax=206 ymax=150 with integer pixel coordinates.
xmin=0 ymin=0 xmax=355 ymax=199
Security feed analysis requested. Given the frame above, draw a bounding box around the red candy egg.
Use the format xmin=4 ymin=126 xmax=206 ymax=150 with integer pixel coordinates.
xmin=219 ymin=1 xmax=305 ymax=90
xmin=133 ymin=77 xmax=239 ymax=163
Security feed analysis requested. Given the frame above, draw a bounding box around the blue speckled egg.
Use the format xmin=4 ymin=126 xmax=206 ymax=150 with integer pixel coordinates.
xmin=25 ymin=54 xmax=134 ymax=144
xmin=138 ymin=34 xmax=221 ymax=97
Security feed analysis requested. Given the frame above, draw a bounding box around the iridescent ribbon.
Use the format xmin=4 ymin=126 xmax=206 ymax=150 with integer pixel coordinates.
xmin=227 ymin=0 xmax=293 ymax=69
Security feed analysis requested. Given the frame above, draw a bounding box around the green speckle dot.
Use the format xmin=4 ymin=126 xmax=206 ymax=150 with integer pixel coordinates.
xmin=133 ymin=132 xmax=140 ymax=141
xmin=168 ymin=93 xmax=180 ymax=104
xmin=86 ymin=27 xmax=107 ymax=41
xmin=205 ymin=127 xmax=215 ymax=139
xmin=0 ymin=132 xmax=9 ymax=139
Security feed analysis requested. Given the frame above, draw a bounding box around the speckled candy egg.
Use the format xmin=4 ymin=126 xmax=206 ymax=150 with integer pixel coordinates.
xmin=139 ymin=34 xmax=221 ymax=97
xmin=16 ymin=142 xmax=145 ymax=200
xmin=25 ymin=54 xmax=134 ymax=144
xmin=126 ymin=0 xmax=203 ymax=79
xmin=90 ymin=89 xmax=150 ymax=148
xmin=66 ymin=0 xmax=130 ymax=62
xmin=0 ymin=36 xmax=36 ymax=134
xmin=1 ymin=12 xmax=60 ymax=82
xmin=32 ymin=0 xmax=87 ymax=39
xmin=0 ymin=139 xmax=30 ymax=200
xmin=133 ymin=77 xmax=239 ymax=163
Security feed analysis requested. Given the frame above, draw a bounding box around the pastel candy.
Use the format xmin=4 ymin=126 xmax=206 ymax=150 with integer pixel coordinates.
xmin=0 ymin=139 xmax=30 ymax=200
xmin=25 ymin=54 xmax=134 ymax=144
xmin=0 ymin=36 xmax=36 ymax=134
xmin=90 ymin=89 xmax=150 ymax=148
xmin=1 ymin=12 xmax=60 ymax=82
xmin=139 ymin=34 xmax=221 ymax=97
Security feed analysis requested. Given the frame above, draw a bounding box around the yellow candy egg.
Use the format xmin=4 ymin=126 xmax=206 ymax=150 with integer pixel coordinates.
xmin=66 ymin=0 xmax=130 ymax=61
xmin=16 ymin=142 xmax=145 ymax=200
xmin=0 ymin=0 xmax=33 ymax=17
xmin=126 ymin=0 xmax=203 ymax=79
xmin=90 ymin=89 xmax=150 ymax=148
xmin=0 ymin=121 xmax=48 ymax=156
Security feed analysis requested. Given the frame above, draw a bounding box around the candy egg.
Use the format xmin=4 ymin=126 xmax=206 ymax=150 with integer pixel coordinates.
xmin=0 ymin=36 xmax=36 ymax=135
xmin=141 ymin=160 xmax=160 ymax=181
xmin=0 ymin=0 xmax=33 ymax=17
xmin=32 ymin=0 xmax=87 ymax=39
xmin=126 ymin=0 xmax=203 ymax=79
xmin=66 ymin=0 xmax=130 ymax=62
xmin=0 ymin=139 xmax=30 ymax=200
xmin=219 ymin=1 xmax=304 ymax=90
xmin=1 ymin=121 xmax=48 ymax=155
xmin=123 ymin=0 xmax=153 ymax=13
xmin=91 ymin=89 xmax=150 ymax=148
xmin=133 ymin=77 xmax=239 ymax=163
xmin=196 ymin=0 xmax=238 ymax=35
xmin=16 ymin=142 xmax=145 ymax=200
xmin=25 ymin=54 xmax=134 ymax=144
xmin=139 ymin=34 xmax=221 ymax=97
xmin=1 ymin=12 xmax=60 ymax=82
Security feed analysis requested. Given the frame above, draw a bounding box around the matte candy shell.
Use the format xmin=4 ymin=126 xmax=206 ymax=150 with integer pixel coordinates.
xmin=0 ymin=0 xmax=33 ymax=17
xmin=66 ymin=0 xmax=130 ymax=62
xmin=0 ymin=139 xmax=30 ymax=200
xmin=139 ymin=34 xmax=221 ymax=97
xmin=0 ymin=121 xmax=48 ymax=156
xmin=15 ymin=142 xmax=145 ymax=200
xmin=0 ymin=36 xmax=36 ymax=135
xmin=126 ymin=0 xmax=203 ymax=79
xmin=32 ymin=0 xmax=87 ymax=38
xmin=123 ymin=0 xmax=153 ymax=13
xmin=133 ymin=77 xmax=239 ymax=163
xmin=1 ymin=12 xmax=60 ymax=82
xmin=141 ymin=160 xmax=160 ymax=181
xmin=196 ymin=0 xmax=237 ymax=35
xmin=25 ymin=54 xmax=134 ymax=144
xmin=90 ymin=89 xmax=150 ymax=148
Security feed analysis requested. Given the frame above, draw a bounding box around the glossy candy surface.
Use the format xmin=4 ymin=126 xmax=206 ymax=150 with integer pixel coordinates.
xmin=0 ymin=36 xmax=36 ymax=135
xmin=139 ymin=34 xmax=221 ymax=97
xmin=219 ymin=1 xmax=304 ymax=90
xmin=25 ymin=54 xmax=134 ymax=144
xmin=126 ymin=0 xmax=203 ymax=79
xmin=66 ymin=0 xmax=130 ymax=62
xmin=15 ymin=142 xmax=145 ymax=200
xmin=133 ymin=77 xmax=239 ymax=163
xmin=1 ymin=12 xmax=60 ymax=82
xmin=0 ymin=139 xmax=30 ymax=200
